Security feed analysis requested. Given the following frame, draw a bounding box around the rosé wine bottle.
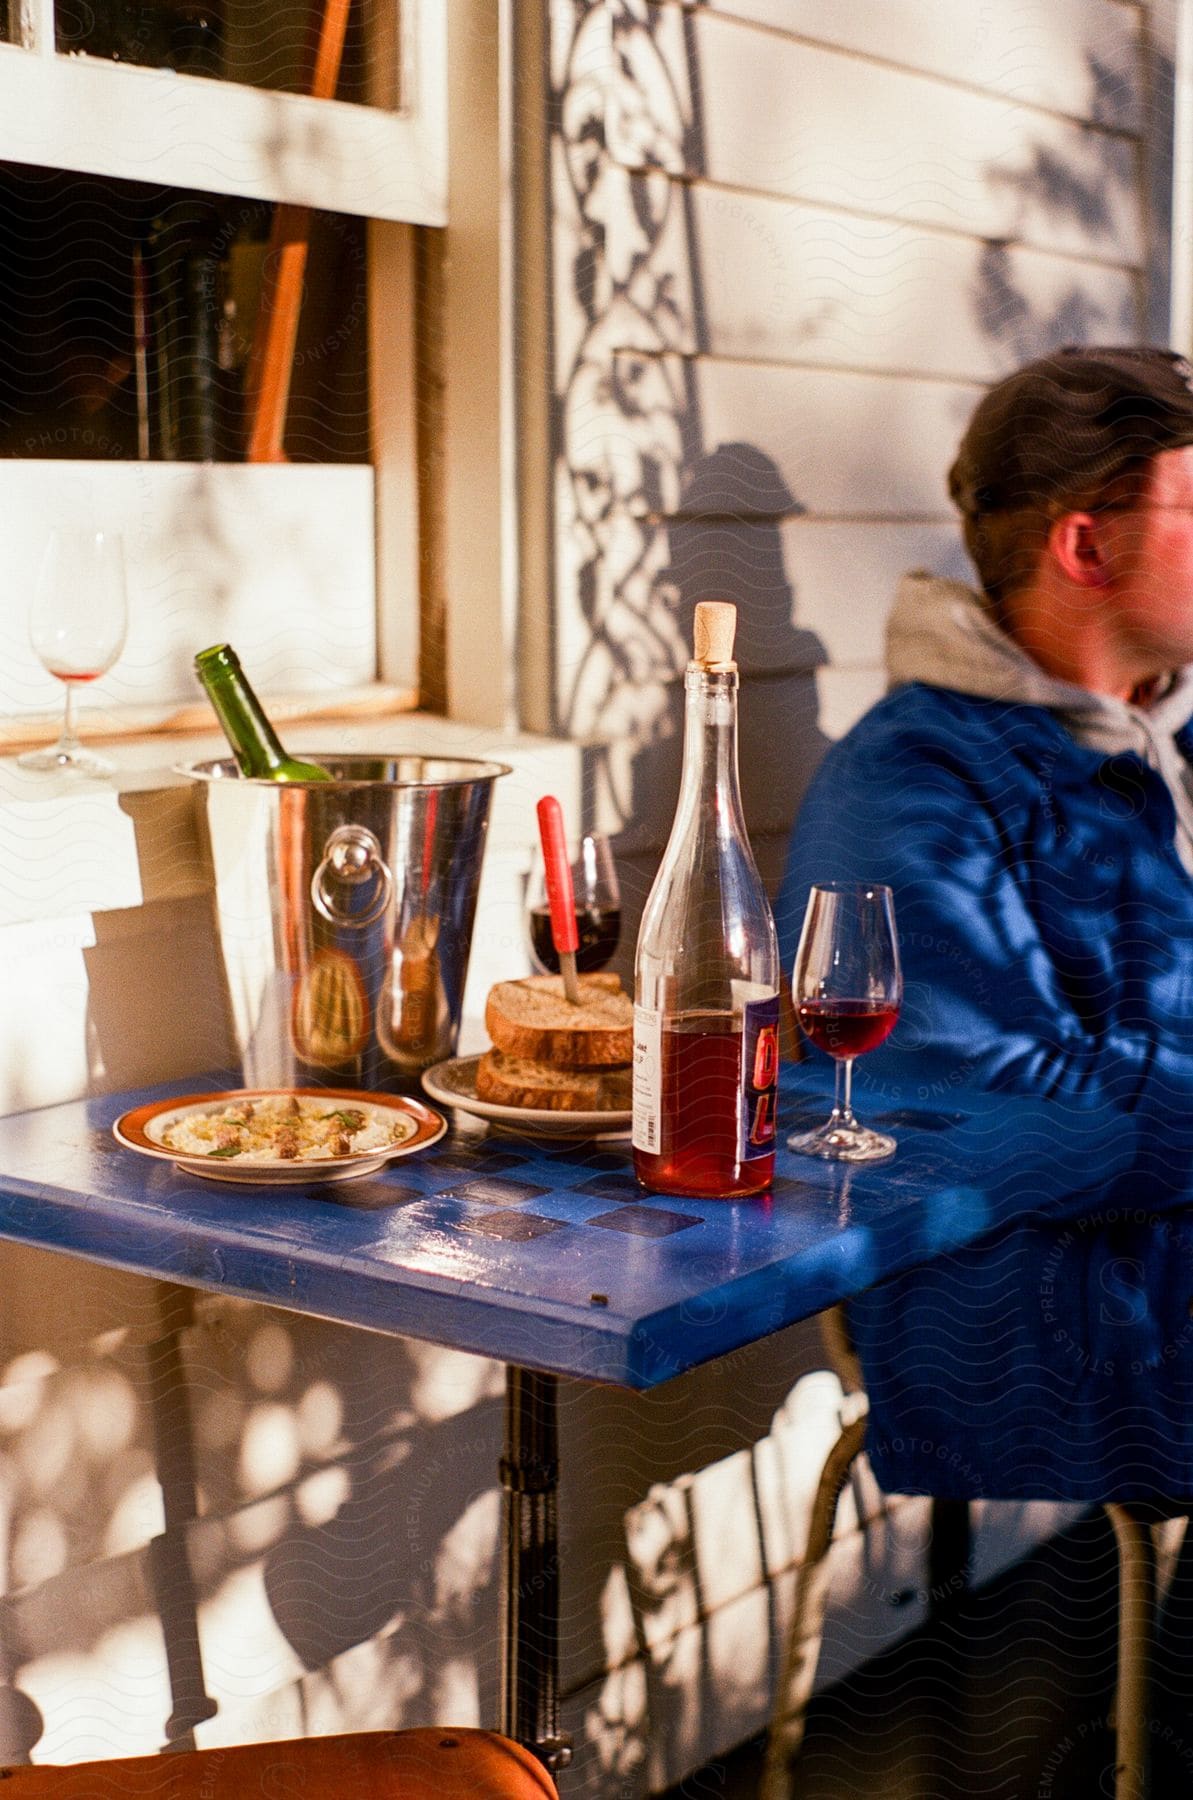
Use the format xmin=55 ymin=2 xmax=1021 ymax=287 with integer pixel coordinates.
xmin=632 ymin=601 xmax=780 ymax=1199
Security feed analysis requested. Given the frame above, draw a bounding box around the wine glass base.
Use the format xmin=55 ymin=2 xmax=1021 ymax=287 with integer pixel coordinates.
xmin=786 ymin=1118 xmax=897 ymax=1163
xmin=17 ymin=744 xmax=115 ymax=777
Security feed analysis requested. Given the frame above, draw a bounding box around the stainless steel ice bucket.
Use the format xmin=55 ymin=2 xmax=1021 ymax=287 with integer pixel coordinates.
xmin=185 ymin=754 xmax=511 ymax=1092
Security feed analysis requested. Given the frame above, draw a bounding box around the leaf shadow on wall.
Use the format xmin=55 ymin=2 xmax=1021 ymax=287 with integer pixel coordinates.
xmin=616 ymin=442 xmax=829 ymax=887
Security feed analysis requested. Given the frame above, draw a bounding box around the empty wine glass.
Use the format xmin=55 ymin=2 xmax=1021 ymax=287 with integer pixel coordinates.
xmin=526 ymin=832 xmax=621 ymax=974
xmin=787 ymin=882 xmax=902 ymax=1162
xmin=18 ymin=528 xmax=128 ymax=777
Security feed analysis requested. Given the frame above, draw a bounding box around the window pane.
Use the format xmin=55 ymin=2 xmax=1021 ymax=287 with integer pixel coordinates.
xmin=0 ymin=163 xmax=370 ymax=463
xmin=53 ymin=0 xmax=397 ymax=110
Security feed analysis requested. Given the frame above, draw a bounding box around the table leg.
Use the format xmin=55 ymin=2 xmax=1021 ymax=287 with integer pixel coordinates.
xmin=145 ymin=1292 xmax=218 ymax=1747
xmin=500 ymin=1366 xmax=573 ymax=1775
xmin=928 ymin=1498 xmax=971 ymax=1621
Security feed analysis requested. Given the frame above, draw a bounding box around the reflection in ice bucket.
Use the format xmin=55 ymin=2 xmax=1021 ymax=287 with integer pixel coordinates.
xmin=184 ymin=754 xmax=511 ymax=1092
xmin=378 ymin=915 xmax=451 ymax=1075
xmin=378 ymin=786 xmax=449 ymax=1073
xmin=292 ymin=950 xmax=370 ymax=1067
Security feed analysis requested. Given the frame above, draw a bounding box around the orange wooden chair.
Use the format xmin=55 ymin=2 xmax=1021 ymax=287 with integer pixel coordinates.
xmin=0 ymin=1727 xmax=558 ymax=1797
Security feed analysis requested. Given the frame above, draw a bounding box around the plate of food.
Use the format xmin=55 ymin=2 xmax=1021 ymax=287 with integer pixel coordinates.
xmin=422 ymin=972 xmax=632 ymax=1138
xmin=113 ymin=1087 xmax=447 ymax=1184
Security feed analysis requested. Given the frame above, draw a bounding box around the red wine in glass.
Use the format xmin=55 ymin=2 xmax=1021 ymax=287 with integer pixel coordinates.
xmin=788 ymin=883 xmax=902 ymax=1163
xmin=527 ymin=833 xmax=621 ymax=975
xmin=796 ymin=998 xmax=899 ymax=1060
xmin=529 ymin=903 xmax=621 ymax=974
xmin=18 ymin=527 xmax=128 ymax=777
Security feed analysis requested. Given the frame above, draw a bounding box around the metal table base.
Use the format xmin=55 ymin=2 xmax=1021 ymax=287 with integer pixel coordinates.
xmin=500 ymin=1366 xmax=572 ymax=1775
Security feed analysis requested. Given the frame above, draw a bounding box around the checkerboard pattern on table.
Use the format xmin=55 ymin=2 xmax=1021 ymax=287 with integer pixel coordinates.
xmin=0 ymin=1076 xmax=1135 ymax=1388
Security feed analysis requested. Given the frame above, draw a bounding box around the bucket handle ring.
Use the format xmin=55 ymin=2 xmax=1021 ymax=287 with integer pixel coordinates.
xmin=311 ymin=825 xmax=394 ymax=928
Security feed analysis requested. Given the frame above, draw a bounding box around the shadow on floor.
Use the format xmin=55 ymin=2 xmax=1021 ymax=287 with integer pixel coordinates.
xmin=659 ymin=1508 xmax=1193 ymax=1799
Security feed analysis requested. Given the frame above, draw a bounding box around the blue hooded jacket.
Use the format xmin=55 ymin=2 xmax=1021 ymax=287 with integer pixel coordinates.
xmin=777 ymin=574 xmax=1193 ymax=1498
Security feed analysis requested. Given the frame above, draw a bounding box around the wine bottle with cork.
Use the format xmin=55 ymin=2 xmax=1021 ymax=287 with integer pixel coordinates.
xmin=194 ymin=643 xmax=332 ymax=781
xmin=632 ymin=601 xmax=781 ymax=1198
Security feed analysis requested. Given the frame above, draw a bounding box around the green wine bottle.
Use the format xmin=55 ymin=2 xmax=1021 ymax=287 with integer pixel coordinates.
xmin=194 ymin=643 xmax=332 ymax=781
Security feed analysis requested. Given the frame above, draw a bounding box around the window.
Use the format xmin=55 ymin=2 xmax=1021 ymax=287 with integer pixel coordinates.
xmin=0 ymin=0 xmax=443 ymax=738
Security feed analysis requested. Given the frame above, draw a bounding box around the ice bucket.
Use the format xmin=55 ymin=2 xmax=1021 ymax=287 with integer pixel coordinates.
xmin=185 ymin=754 xmax=511 ymax=1092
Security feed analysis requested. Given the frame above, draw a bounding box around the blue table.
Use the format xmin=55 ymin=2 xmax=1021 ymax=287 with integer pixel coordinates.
xmin=0 ymin=1074 xmax=1136 ymax=1772
xmin=0 ymin=1077 xmax=1134 ymax=1387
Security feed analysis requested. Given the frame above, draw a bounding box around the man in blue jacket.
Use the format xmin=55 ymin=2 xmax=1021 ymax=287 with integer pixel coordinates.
xmin=777 ymin=347 xmax=1193 ymax=1499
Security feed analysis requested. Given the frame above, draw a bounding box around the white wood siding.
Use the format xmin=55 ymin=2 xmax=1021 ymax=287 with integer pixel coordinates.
xmin=549 ymin=0 xmax=1159 ymax=887
xmin=626 ymin=7 xmax=1144 ymax=261
xmin=663 ymin=0 xmax=1144 ymax=129
xmin=635 ymin=184 xmax=1141 ymax=375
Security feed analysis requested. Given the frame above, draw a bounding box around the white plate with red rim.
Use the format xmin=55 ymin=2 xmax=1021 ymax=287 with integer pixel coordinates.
xmin=421 ymin=1056 xmax=631 ymax=1139
xmin=113 ymin=1087 xmax=447 ymax=1184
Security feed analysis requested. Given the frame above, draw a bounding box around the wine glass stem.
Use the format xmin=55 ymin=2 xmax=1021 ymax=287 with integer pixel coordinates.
xmin=840 ymin=1056 xmax=857 ymax=1128
xmin=60 ymin=682 xmax=80 ymax=752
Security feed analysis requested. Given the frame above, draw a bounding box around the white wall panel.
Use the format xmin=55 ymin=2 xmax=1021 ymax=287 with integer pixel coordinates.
xmin=0 ymin=897 xmax=231 ymax=1114
xmin=665 ymin=517 xmax=973 ymax=672
xmin=633 ymin=182 xmax=1142 ymax=375
xmin=652 ymin=0 xmax=1142 ymax=129
xmin=623 ymin=7 xmax=1142 ymax=263
xmin=0 ymin=465 xmax=376 ymax=722
xmin=615 ymin=352 xmax=983 ymax=517
xmin=813 ymin=664 xmax=889 ymax=742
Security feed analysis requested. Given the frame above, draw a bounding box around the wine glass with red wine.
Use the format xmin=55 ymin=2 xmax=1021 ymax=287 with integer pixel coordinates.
xmin=17 ymin=528 xmax=128 ymax=777
xmin=527 ymin=832 xmax=621 ymax=974
xmin=787 ymin=882 xmax=902 ymax=1162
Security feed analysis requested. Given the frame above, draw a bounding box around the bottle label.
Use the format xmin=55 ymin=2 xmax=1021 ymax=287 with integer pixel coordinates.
xmin=740 ymin=993 xmax=780 ymax=1161
xmin=632 ymin=1005 xmax=662 ymax=1154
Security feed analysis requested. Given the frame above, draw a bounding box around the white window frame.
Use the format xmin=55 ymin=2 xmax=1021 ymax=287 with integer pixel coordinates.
xmin=0 ymin=0 xmax=445 ymax=737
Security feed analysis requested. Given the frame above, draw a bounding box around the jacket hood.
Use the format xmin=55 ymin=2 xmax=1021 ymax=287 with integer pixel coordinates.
xmin=886 ymin=572 xmax=1193 ymax=749
xmin=886 ymin=572 xmax=1193 ymax=870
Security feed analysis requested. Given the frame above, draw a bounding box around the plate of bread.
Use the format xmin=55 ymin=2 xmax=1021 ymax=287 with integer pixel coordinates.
xmin=422 ymin=972 xmax=632 ymax=1137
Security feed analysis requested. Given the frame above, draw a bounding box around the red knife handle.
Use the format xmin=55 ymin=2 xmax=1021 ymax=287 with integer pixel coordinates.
xmin=536 ymin=796 xmax=580 ymax=956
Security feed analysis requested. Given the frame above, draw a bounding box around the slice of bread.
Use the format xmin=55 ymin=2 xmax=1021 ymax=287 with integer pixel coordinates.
xmin=476 ymin=1050 xmax=632 ymax=1113
xmin=485 ymin=973 xmax=632 ymax=1068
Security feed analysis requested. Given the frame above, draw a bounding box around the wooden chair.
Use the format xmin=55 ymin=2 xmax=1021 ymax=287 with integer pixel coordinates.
xmin=762 ymin=1307 xmax=1160 ymax=1800
xmin=0 ymin=1727 xmax=559 ymax=1797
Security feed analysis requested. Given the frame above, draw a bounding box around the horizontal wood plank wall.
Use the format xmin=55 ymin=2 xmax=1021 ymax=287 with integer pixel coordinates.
xmin=633 ymin=6 xmax=1144 ymax=258
xmin=549 ymin=0 xmax=1151 ymax=935
xmin=639 ymin=184 xmax=1140 ymax=374
xmin=683 ymin=0 xmax=1143 ymax=126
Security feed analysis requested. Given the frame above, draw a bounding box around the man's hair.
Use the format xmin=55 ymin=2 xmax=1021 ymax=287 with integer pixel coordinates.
xmin=960 ymin=507 xmax=1049 ymax=613
xmin=950 ymin=345 xmax=1193 ymax=610
xmin=961 ymin=458 xmax=1155 ymax=615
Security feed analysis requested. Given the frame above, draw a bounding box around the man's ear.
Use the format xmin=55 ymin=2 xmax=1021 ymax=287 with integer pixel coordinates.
xmin=1047 ymin=512 xmax=1110 ymax=586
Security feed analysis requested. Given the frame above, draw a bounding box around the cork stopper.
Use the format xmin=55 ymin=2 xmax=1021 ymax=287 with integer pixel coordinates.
xmin=691 ymin=601 xmax=737 ymax=672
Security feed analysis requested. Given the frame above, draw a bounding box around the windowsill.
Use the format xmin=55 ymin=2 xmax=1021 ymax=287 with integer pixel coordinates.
xmin=0 ymin=683 xmax=419 ymax=756
xmin=0 ymin=712 xmax=583 ymax=928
